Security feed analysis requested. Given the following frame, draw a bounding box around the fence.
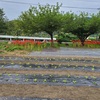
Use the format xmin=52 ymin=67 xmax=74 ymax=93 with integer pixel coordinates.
xmin=0 ymin=35 xmax=56 ymax=41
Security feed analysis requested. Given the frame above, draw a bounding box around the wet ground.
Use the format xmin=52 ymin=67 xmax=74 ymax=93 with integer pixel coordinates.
xmin=29 ymin=47 xmax=100 ymax=57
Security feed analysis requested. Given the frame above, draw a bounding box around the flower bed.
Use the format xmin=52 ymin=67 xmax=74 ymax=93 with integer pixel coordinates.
xmin=72 ymin=40 xmax=100 ymax=47
xmin=72 ymin=40 xmax=100 ymax=45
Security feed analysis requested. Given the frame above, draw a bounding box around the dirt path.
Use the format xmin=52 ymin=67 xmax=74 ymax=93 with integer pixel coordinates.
xmin=0 ymin=84 xmax=100 ymax=100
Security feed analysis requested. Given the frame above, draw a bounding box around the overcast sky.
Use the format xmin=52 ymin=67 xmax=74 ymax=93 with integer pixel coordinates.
xmin=0 ymin=0 xmax=100 ymax=20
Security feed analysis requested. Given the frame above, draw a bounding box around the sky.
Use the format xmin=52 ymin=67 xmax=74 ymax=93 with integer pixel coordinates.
xmin=0 ymin=0 xmax=100 ymax=20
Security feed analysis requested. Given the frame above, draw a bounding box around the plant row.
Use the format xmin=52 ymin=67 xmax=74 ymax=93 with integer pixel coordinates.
xmin=0 ymin=56 xmax=99 ymax=63
xmin=0 ymin=64 xmax=99 ymax=72
xmin=0 ymin=74 xmax=99 ymax=87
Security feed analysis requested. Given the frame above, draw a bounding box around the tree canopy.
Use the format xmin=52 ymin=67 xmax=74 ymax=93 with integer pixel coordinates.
xmin=18 ymin=3 xmax=63 ymax=45
xmin=63 ymin=12 xmax=100 ymax=46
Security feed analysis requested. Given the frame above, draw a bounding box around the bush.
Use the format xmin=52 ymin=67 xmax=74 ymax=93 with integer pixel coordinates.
xmin=56 ymin=32 xmax=78 ymax=44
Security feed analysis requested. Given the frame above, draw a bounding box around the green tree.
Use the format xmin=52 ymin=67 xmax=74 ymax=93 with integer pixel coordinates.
xmin=6 ymin=20 xmax=22 ymax=36
xmin=61 ymin=12 xmax=75 ymax=33
xmin=63 ymin=12 xmax=100 ymax=46
xmin=18 ymin=3 xmax=63 ymax=46
xmin=0 ymin=8 xmax=8 ymax=34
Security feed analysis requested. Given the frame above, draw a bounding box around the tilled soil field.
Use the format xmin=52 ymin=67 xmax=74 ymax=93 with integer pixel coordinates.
xmin=0 ymin=55 xmax=100 ymax=100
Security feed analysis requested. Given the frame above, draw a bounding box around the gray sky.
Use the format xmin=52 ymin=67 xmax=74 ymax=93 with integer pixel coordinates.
xmin=0 ymin=0 xmax=100 ymax=20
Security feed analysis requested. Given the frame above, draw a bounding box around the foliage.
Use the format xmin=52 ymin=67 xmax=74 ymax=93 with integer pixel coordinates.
xmin=63 ymin=12 xmax=100 ymax=46
xmin=1 ymin=4 xmax=100 ymax=48
xmin=0 ymin=40 xmax=60 ymax=52
xmin=56 ymin=32 xmax=78 ymax=43
xmin=0 ymin=8 xmax=8 ymax=34
xmin=5 ymin=45 xmax=24 ymax=51
xmin=56 ymin=32 xmax=71 ymax=43
xmin=18 ymin=3 xmax=63 ymax=46
xmin=6 ymin=20 xmax=22 ymax=36
xmin=87 ymin=33 xmax=100 ymax=40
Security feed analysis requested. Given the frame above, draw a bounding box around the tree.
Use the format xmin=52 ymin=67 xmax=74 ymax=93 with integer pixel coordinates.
xmin=18 ymin=3 xmax=63 ymax=46
xmin=63 ymin=12 xmax=100 ymax=46
xmin=0 ymin=8 xmax=8 ymax=34
xmin=61 ymin=12 xmax=75 ymax=32
xmin=6 ymin=20 xmax=22 ymax=36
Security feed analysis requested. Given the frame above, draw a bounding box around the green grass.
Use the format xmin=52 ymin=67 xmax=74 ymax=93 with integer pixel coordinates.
xmin=0 ymin=41 xmax=100 ymax=53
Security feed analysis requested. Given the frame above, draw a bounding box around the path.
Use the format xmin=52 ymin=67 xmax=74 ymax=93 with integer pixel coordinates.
xmin=29 ymin=47 xmax=100 ymax=57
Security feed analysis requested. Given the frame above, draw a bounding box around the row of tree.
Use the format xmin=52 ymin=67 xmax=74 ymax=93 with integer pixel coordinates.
xmin=0 ymin=3 xmax=100 ymax=46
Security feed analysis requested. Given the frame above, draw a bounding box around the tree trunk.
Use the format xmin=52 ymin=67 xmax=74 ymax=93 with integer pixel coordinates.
xmin=81 ymin=41 xmax=84 ymax=46
xmin=81 ymin=39 xmax=85 ymax=46
xmin=50 ymin=33 xmax=54 ymax=47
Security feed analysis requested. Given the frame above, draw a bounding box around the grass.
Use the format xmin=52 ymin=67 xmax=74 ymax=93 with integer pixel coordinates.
xmin=68 ymin=43 xmax=100 ymax=48
xmin=0 ymin=40 xmax=100 ymax=55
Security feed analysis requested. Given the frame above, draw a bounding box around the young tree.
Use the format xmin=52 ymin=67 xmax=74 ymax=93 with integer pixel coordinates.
xmin=18 ymin=3 xmax=63 ymax=46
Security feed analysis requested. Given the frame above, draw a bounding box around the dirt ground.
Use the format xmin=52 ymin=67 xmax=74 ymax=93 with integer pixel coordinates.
xmin=0 ymin=50 xmax=100 ymax=60
xmin=0 ymin=50 xmax=29 ymax=56
xmin=0 ymin=51 xmax=100 ymax=100
xmin=0 ymin=84 xmax=100 ymax=100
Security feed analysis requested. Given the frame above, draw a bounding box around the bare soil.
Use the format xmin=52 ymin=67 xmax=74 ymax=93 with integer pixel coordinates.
xmin=0 ymin=50 xmax=29 ymax=56
xmin=0 ymin=84 xmax=100 ymax=100
xmin=0 ymin=51 xmax=100 ymax=100
xmin=0 ymin=50 xmax=100 ymax=60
